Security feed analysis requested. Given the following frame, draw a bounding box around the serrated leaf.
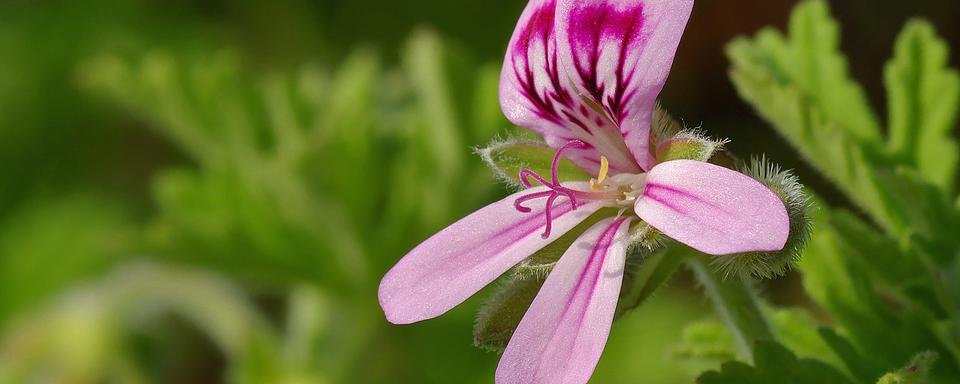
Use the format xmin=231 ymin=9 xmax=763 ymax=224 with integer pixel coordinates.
xmin=799 ymin=200 xmax=960 ymax=378
xmin=750 ymin=0 xmax=881 ymax=144
xmin=727 ymin=0 xmax=960 ymax=251
xmin=697 ymin=340 xmax=853 ymax=384
xmin=478 ymin=139 xmax=591 ymax=188
xmin=885 ymin=20 xmax=960 ymax=194
xmin=818 ymin=327 xmax=887 ymax=382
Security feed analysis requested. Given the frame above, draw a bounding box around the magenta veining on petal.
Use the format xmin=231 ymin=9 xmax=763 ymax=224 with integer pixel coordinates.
xmin=566 ymin=3 xmax=646 ymax=124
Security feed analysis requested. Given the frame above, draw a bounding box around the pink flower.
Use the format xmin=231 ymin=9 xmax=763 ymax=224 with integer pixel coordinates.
xmin=379 ymin=0 xmax=789 ymax=382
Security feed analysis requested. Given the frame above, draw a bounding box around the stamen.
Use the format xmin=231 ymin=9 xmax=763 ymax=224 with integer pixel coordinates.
xmin=590 ymin=156 xmax=609 ymax=191
xmin=598 ymin=156 xmax=609 ymax=183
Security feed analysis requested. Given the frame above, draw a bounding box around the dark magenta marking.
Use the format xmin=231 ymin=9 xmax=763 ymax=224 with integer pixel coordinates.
xmin=566 ymin=3 xmax=646 ymax=123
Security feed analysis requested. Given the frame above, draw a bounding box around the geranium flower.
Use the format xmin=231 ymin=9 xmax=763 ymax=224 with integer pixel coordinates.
xmin=379 ymin=0 xmax=789 ymax=382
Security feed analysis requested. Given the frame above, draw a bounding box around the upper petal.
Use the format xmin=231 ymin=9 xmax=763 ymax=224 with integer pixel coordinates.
xmin=634 ymin=160 xmax=789 ymax=255
xmin=496 ymin=217 xmax=631 ymax=384
xmin=378 ymin=184 xmax=602 ymax=325
xmin=556 ymin=0 xmax=694 ymax=170
xmin=499 ymin=0 xmax=642 ymax=175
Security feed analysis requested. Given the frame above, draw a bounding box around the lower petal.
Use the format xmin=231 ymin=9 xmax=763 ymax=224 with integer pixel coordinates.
xmin=634 ymin=160 xmax=790 ymax=255
xmin=378 ymin=185 xmax=602 ymax=325
xmin=496 ymin=217 xmax=632 ymax=384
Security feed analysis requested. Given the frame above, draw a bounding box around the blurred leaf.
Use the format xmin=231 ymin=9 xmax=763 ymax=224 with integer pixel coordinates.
xmin=0 ymin=262 xmax=313 ymax=383
xmin=767 ymin=310 xmax=843 ymax=370
xmin=673 ymin=321 xmax=737 ymax=362
xmin=799 ymin=201 xmax=960 ymax=379
xmin=728 ymin=0 xmax=960 ymax=251
xmin=697 ymin=340 xmax=853 ymax=384
xmin=403 ymin=28 xmax=466 ymax=183
xmin=885 ymin=21 xmax=960 ymax=194
xmin=0 ymin=194 xmax=135 ymax=327
xmin=818 ymin=327 xmax=886 ymax=382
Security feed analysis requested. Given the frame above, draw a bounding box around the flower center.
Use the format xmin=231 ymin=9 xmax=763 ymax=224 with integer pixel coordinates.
xmin=514 ymin=140 xmax=646 ymax=239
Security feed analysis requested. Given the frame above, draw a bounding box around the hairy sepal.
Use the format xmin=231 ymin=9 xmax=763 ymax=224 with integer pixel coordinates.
xmin=477 ymin=138 xmax=591 ymax=189
xmin=711 ymin=157 xmax=813 ymax=280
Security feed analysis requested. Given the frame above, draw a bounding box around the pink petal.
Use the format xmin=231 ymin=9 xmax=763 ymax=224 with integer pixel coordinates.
xmin=378 ymin=184 xmax=603 ymax=325
xmin=499 ymin=0 xmax=642 ymax=175
xmin=556 ymin=0 xmax=694 ymax=170
xmin=496 ymin=217 xmax=632 ymax=384
xmin=634 ymin=160 xmax=789 ymax=255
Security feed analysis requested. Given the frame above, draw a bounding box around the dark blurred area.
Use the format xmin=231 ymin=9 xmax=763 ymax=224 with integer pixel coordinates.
xmin=0 ymin=0 xmax=957 ymax=382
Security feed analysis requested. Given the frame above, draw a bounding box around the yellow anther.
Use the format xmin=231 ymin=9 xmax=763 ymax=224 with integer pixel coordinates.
xmin=590 ymin=156 xmax=610 ymax=191
xmin=598 ymin=156 xmax=609 ymax=183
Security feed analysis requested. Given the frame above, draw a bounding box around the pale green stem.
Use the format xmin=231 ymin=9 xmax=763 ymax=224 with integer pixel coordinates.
xmin=686 ymin=251 xmax=773 ymax=362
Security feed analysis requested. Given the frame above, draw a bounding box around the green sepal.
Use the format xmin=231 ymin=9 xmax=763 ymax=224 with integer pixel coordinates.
xmin=478 ymin=138 xmax=591 ymax=189
xmin=650 ymin=103 xmax=684 ymax=144
xmin=511 ymin=208 xmax=618 ymax=279
xmin=655 ymin=130 xmax=728 ymax=163
xmin=614 ymin=242 xmax=683 ymax=319
xmin=472 ymin=209 xmax=614 ymax=351
xmin=473 ymin=211 xmax=676 ymax=351
xmin=711 ymin=157 xmax=813 ymax=279
xmin=472 ymin=274 xmax=545 ymax=353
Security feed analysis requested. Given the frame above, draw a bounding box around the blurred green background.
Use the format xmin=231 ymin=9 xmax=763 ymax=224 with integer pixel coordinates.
xmin=0 ymin=0 xmax=957 ymax=382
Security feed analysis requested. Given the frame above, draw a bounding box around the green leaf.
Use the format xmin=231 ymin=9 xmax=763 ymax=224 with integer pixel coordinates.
xmin=403 ymin=28 xmax=467 ymax=183
xmin=818 ymin=327 xmax=887 ymax=382
xmin=478 ymin=138 xmax=591 ymax=188
xmin=0 ymin=195 xmax=135 ymax=327
xmin=767 ymin=310 xmax=845 ymax=371
xmin=727 ymin=0 xmax=960 ymax=250
xmin=673 ymin=321 xmax=738 ymax=362
xmin=697 ymin=340 xmax=853 ymax=384
xmin=877 ymin=352 xmax=939 ymax=384
xmin=885 ymin=20 xmax=960 ymax=194
xmin=799 ymin=201 xmax=960 ymax=378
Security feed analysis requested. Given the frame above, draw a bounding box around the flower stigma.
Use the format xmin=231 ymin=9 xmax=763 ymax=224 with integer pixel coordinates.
xmin=514 ymin=140 xmax=647 ymax=239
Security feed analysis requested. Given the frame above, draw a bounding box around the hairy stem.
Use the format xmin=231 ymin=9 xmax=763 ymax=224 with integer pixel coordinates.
xmin=686 ymin=251 xmax=773 ymax=362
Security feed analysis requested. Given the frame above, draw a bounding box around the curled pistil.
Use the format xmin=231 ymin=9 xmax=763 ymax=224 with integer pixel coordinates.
xmin=514 ymin=140 xmax=621 ymax=238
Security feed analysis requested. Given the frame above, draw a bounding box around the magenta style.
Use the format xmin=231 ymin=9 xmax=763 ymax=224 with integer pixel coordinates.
xmin=378 ymin=1 xmax=790 ymax=383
